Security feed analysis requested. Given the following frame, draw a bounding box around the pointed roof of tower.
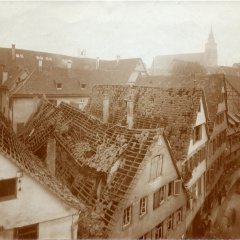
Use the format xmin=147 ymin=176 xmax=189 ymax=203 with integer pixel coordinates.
xmin=208 ymin=26 xmax=216 ymax=43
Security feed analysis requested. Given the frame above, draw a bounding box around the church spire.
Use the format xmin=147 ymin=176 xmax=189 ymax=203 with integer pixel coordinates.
xmin=204 ymin=26 xmax=218 ymax=66
xmin=208 ymin=26 xmax=215 ymax=43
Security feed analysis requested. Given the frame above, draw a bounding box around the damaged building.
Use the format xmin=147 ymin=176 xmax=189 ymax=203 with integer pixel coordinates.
xmin=0 ymin=112 xmax=85 ymax=240
xmin=18 ymin=96 xmax=188 ymax=238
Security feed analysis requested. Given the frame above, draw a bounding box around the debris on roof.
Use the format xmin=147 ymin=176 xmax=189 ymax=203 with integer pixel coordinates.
xmin=87 ymin=85 xmax=203 ymax=161
xmin=0 ymin=112 xmax=84 ymax=210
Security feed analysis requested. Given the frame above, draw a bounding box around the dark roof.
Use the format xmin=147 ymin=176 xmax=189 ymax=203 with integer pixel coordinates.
xmin=0 ymin=47 xmax=146 ymax=95
xmin=0 ymin=112 xmax=84 ymax=210
xmin=11 ymin=68 xmax=139 ymax=97
xmin=137 ymin=74 xmax=225 ymax=124
xmin=86 ymin=85 xmax=203 ymax=161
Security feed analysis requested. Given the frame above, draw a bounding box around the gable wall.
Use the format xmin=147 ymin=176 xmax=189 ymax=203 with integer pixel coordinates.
xmin=0 ymin=153 xmax=78 ymax=239
xmin=109 ymin=135 xmax=186 ymax=238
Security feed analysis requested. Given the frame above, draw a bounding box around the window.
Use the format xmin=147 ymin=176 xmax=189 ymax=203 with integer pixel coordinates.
xmin=168 ymin=181 xmax=173 ymax=197
xmin=150 ymin=154 xmax=163 ymax=180
xmin=123 ymin=205 xmax=132 ymax=227
xmin=14 ymin=224 xmax=38 ymax=239
xmin=0 ymin=178 xmax=17 ymax=201
xmin=167 ymin=215 xmax=173 ymax=231
xmin=176 ymin=208 xmax=182 ymax=224
xmin=198 ymin=177 xmax=202 ymax=196
xmin=153 ymin=186 xmax=165 ymax=209
xmin=193 ymin=125 xmax=202 ymax=143
xmin=174 ymin=180 xmax=181 ymax=195
xmin=154 ymin=223 xmax=163 ymax=239
xmin=49 ymin=99 xmax=57 ymax=106
xmin=81 ymin=84 xmax=87 ymax=89
xmin=56 ymin=83 xmax=62 ymax=90
xmin=139 ymin=197 xmax=147 ymax=217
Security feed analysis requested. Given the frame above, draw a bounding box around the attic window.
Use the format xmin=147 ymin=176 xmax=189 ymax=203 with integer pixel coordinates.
xmin=0 ymin=178 xmax=17 ymax=201
xmin=81 ymin=84 xmax=87 ymax=89
xmin=193 ymin=125 xmax=202 ymax=143
xmin=56 ymin=83 xmax=62 ymax=90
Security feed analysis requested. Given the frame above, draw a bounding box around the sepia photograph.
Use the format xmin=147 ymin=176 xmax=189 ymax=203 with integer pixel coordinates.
xmin=1 ymin=0 xmax=240 ymax=239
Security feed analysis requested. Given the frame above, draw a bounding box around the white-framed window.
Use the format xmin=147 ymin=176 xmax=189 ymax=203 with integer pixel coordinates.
xmin=174 ymin=180 xmax=181 ymax=195
xmin=150 ymin=154 xmax=163 ymax=181
xmin=139 ymin=196 xmax=147 ymax=217
xmin=193 ymin=125 xmax=202 ymax=143
xmin=153 ymin=186 xmax=165 ymax=209
xmin=154 ymin=223 xmax=163 ymax=239
xmin=123 ymin=205 xmax=132 ymax=227
xmin=167 ymin=214 xmax=173 ymax=231
xmin=176 ymin=208 xmax=182 ymax=224
xmin=168 ymin=181 xmax=174 ymax=198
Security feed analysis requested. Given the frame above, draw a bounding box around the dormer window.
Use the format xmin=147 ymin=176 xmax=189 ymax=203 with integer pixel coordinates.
xmin=56 ymin=83 xmax=62 ymax=90
xmin=16 ymin=54 xmax=20 ymax=58
xmin=81 ymin=84 xmax=87 ymax=89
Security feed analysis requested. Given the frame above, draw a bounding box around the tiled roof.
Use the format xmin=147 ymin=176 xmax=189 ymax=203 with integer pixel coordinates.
xmin=20 ymin=99 xmax=160 ymax=206
xmin=12 ymin=68 xmax=136 ymax=96
xmin=0 ymin=47 xmax=146 ymax=94
xmin=137 ymin=74 xmax=225 ymax=124
xmin=0 ymin=113 xmax=84 ymax=210
xmin=87 ymin=85 xmax=203 ymax=161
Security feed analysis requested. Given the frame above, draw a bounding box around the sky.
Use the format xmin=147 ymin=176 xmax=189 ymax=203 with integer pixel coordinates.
xmin=0 ymin=1 xmax=240 ymax=67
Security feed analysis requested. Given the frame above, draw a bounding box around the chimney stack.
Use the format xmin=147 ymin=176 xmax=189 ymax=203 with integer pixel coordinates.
xmin=38 ymin=57 xmax=43 ymax=72
xmin=11 ymin=44 xmax=16 ymax=61
xmin=96 ymin=57 xmax=100 ymax=70
xmin=127 ymin=98 xmax=134 ymax=129
xmin=103 ymin=91 xmax=109 ymax=123
xmin=45 ymin=138 xmax=56 ymax=175
xmin=116 ymin=55 xmax=120 ymax=66
xmin=67 ymin=60 xmax=72 ymax=72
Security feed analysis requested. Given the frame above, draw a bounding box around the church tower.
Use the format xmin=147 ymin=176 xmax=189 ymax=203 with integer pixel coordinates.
xmin=204 ymin=27 xmax=218 ymax=67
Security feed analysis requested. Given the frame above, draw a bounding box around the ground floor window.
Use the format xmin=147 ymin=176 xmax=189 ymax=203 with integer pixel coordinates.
xmin=14 ymin=223 xmax=39 ymax=239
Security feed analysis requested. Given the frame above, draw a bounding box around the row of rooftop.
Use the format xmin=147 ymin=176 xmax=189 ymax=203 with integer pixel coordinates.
xmin=1 ymin=43 xmax=240 ymax=239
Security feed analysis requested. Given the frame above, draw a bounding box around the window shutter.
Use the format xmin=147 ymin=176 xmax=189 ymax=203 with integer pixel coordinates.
xmin=174 ymin=180 xmax=181 ymax=195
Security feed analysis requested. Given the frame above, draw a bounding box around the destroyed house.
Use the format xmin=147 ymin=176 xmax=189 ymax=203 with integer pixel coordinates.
xmin=0 ymin=112 xmax=84 ymax=240
xmin=86 ymin=85 xmax=209 ymax=234
xmin=19 ymin=99 xmax=187 ymax=238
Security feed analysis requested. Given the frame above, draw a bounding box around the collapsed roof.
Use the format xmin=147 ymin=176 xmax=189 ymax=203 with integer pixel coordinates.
xmin=86 ymin=85 xmax=204 ymax=162
xmin=0 ymin=112 xmax=83 ymax=210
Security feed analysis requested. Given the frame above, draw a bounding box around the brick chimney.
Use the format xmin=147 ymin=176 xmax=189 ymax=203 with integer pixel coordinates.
xmin=127 ymin=98 xmax=134 ymax=129
xmin=67 ymin=60 xmax=72 ymax=71
xmin=96 ymin=57 xmax=100 ymax=70
xmin=2 ymin=71 xmax=8 ymax=84
xmin=103 ymin=92 xmax=109 ymax=123
xmin=116 ymin=55 xmax=120 ymax=66
xmin=45 ymin=138 xmax=56 ymax=175
xmin=11 ymin=44 xmax=16 ymax=61
xmin=38 ymin=57 xmax=43 ymax=72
